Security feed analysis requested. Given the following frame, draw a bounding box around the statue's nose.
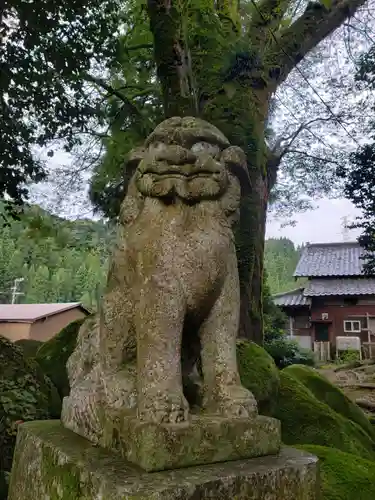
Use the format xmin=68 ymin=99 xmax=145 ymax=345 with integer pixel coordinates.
xmin=153 ymin=144 xmax=197 ymax=165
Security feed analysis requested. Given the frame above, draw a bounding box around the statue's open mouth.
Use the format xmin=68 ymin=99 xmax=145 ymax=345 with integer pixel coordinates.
xmin=149 ymin=171 xmax=217 ymax=180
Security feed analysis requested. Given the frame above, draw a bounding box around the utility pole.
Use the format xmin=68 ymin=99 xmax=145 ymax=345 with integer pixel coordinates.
xmin=10 ymin=278 xmax=25 ymax=304
xmin=341 ymin=216 xmax=350 ymax=242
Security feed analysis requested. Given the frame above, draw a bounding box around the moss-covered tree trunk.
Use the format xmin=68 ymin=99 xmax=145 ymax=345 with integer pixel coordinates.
xmin=146 ymin=0 xmax=367 ymax=344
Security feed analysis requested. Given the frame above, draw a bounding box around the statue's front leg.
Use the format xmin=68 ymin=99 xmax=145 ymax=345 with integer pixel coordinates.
xmin=200 ymin=255 xmax=257 ymax=418
xmin=135 ymin=277 xmax=189 ymax=424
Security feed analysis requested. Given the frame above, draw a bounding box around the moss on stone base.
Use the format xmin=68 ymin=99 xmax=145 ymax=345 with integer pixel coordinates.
xmin=9 ymin=420 xmax=319 ymax=500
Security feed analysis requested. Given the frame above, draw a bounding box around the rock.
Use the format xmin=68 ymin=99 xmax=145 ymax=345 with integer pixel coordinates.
xmin=355 ymin=398 xmax=375 ymax=412
xmin=284 ymin=365 xmax=375 ymax=440
xmin=298 ymin=444 xmax=375 ymax=500
xmin=8 ymin=420 xmax=319 ymax=500
xmin=35 ymin=317 xmax=87 ymax=398
xmin=237 ymin=340 xmax=280 ymax=415
xmin=273 ymin=371 xmax=375 ymax=460
xmin=0 ymin=336 xmax=61 ymax=473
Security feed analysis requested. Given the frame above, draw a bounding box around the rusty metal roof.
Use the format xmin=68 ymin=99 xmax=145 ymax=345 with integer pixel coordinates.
xmin=304 ymin=278 xmax=375 ymax=296
xmin=294 ymin=242 xmax=368 ymax=278
xmin=0 ymin=303 xmax=88 ymax=323
xmin=273 ymin=288 xmax=311 ymax=307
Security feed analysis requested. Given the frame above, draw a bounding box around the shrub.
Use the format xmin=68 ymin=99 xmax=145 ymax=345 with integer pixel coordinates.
xmin=0 ymin=336 xmax=61 ymax=474
xmin=284 ymin=364 xmax=375 ymax=441
xmin=14 ymin=339 xmax=43 ymax=359
xmin=36 ymin=317 xmax=87 ymax=399
xmin=237 ymin=340 xmax=280 ymax=415
xmin=264 ymin=335 xmax=315 ymax=369
xmin=298 ymin=445 xmax=375 ymax=500
xmin=273 ymin=371 xmax=375 ymax=460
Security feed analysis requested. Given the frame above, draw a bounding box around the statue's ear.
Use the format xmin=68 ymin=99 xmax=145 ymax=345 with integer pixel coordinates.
xmin=119 ymin=175 xmax=144 ymax=226
xmin=221 ymin=146 xmax=251 ymax=195
xmin=221 ymin=173 xmax=241 ymax=226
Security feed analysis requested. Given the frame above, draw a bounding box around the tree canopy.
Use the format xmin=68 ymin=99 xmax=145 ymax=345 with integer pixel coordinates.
xmin=338 ymin=44 xmax=375 ymax=273
xmin=0 ymin=0 xmax=120 ymax=206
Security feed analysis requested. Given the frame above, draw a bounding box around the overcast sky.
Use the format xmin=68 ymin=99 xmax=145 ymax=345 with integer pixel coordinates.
xmin=266 ymin=197 xmax=362 ymax=245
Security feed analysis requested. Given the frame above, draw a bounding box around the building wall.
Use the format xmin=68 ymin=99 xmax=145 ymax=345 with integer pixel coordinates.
xmin=29 ymin=308 xmax=87 ymax=341
xmin=311 ymin=296 xmax=375 ymax=346
xmin=0 ymin=322 xmax=31 ymax=341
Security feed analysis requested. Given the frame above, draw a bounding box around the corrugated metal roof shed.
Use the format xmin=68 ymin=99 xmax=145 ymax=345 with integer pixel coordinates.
xmin=273 ymin=288 xmax=310 ymax=307
xmin=0 ymin=303 xmax=87 ymax=323
xmin=294 ymin=242 xmax=368 ymax=278
xmin=304 ymin=278 xmax=375 ymax=296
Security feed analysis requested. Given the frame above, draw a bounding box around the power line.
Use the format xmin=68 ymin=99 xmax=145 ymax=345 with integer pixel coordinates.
xmin=250 ymin=0 xmax=362 ymax=148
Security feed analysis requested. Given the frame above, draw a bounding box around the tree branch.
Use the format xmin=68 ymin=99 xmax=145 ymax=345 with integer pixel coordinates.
xmin=249 ymin=0 xmax=291 ymax=32
xmin=83 ymin=73 xmax=153 ymax=136
xmin=269 ymin=0 xmax=368 ymax=87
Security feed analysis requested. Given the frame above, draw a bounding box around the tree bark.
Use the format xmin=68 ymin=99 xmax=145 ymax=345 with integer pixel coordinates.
xmin=145 ymin=0 xmax=368 ymax=345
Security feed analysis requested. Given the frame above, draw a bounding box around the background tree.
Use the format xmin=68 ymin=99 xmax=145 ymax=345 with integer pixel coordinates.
xmin=338 ymin=43 xmax=375 ymax=273
xmin=0 ymin=0 xmax=120 ymax=209
xmin=86 ymin=0 xmax=368 ymax=343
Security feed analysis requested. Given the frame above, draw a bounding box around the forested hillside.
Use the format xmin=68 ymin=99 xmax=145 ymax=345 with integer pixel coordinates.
xmin=0 ymin=203 xmax=114 ymax=308
xmin=264 ymin=238 xmax=303 ymax=294
xmin=0 ymin=204 xmax=299 ymax=307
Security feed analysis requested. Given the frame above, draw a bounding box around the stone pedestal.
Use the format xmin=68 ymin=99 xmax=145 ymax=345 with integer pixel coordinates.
xmin=8 ymin=420 xmax=320 ymax=500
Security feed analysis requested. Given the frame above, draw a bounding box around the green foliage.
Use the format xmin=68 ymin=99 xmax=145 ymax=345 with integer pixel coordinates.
xmin=0 ymin=470 xmax=9 ymax=500
xmin=339 ymin=349 xmax=361 ymax=364
xmin=264 ymin=238 xmax=303 ymax=294
xmin=14 ymin=339 xmax=43 ymax=360
xmin=237 ymin=340 xmax=280 ymax=415
xmin=36 ymin=318 xmax=87 ymax=399
xmin=265 ymin=335 xmax=315 ymax=369
xmin=284 ymin=365 xmax=375 ymax=441
xmin=0 ymin=0 xmax=120 ymax=206
xmin=298 ymin=445 xmax=375 ymax=500
xmin=0 ymin=336 xmax=61 ymax=473
xmin=273 ymin=371 xmax=375 ymax=460
xmin=0 ymin=202 xmax=113 ymax=309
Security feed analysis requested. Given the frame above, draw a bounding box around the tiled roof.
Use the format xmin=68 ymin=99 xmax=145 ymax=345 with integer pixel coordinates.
xmin=304 ymin=278 xmax=375 ymax=296
xmin=0 ymin=303 xmax=87 ymax=322
xmin=273 ymin=288 xmax=311 ymax=307
xmin=294 ymin=242 xmax=368 ymax=278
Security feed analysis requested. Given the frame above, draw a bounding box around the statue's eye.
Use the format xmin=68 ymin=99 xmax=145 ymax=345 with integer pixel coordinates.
xmin=191 ymin=142 xmax=220 ymax=157
xmin=150 ymin=142 xmax=165 ymax=154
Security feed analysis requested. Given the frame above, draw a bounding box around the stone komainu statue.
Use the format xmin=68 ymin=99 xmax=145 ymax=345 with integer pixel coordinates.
xmin=62 ymin=117 xmax=258 ymax=442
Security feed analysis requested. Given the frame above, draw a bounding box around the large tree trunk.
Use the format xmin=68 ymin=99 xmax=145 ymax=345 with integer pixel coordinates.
xmin=146 ymin=0 xmax=368 ymax=345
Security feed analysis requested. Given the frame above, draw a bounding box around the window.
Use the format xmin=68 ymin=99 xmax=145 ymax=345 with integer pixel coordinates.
xmin=344 ymin=320 xmax=361 ymax=333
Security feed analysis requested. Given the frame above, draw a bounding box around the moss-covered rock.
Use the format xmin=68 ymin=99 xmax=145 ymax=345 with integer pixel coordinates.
xmin=284 ymin=364 xmax=375 ymax=441
xmin=35 ymin=317 xmax=87 ymax=399
xmin=298 ymin=445 xmax=375 ymax=500
xmin=273 ymin=371 xmax=375 ymax=460
xmin=14 ymin=339 xmax=43 ymax=360
xmin=237 ymin=340 xmax=280 ymax=415
xmin=0 ymin=336 xmax=61 ymax=474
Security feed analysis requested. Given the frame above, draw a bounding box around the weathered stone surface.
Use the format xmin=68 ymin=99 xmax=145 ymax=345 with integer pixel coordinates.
xmin=62 ymin=117 xmax=281 ymax=464
xmin=100 ymin=413 xmax=281 ymax=471
xmin=9 ymin=421 xmax=319 ymax=500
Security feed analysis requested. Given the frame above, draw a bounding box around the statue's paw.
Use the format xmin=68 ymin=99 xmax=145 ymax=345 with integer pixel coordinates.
xmin=139 ymin=390 xmax=189 ymax=424
xmin=204 ymin=385 xmax=258 ymax=418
